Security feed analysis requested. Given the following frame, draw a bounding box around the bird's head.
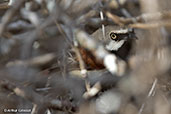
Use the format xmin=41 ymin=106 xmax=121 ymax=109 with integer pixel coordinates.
xmin=104 ymin=27 xmax=137 ymax=51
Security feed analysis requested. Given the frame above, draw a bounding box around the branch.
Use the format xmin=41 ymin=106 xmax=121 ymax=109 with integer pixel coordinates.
xmin=106 ymin=10 xmax=171 ymax=28
xmin=0 ymin=79 xmax=76 ymax=112
xmin=0 ymin=0 xmax=28 ymax=36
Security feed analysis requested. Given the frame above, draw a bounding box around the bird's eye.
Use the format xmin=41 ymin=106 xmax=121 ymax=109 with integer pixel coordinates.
xmin=110 ymin=32 xmax=117 ymax=40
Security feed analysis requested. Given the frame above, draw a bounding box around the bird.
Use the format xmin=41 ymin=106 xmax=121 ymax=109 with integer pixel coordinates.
xmin=78 ymin=25 xmax=137 ymax=70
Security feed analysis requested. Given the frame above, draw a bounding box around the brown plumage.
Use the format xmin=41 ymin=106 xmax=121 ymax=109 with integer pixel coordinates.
xmin=79 ymin=47 xmax=105 ymax=69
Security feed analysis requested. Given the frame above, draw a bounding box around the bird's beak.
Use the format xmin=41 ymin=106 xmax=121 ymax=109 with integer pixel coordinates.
xmin=128 ymin=28 xmax=138 ymax=39
xmin=129 ymin=33 xmax=138 ymax=39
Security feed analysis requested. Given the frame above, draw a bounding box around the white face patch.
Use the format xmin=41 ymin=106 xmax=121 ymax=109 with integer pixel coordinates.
xmin=110 ymin=29 xmax=129 ymax=34
xmin=105 ymin=40 xmax=125 ymax=51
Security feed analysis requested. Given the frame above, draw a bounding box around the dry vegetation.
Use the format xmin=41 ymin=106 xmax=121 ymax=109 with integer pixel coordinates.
xmin=0 ymin=0 xmax=171 ymax=114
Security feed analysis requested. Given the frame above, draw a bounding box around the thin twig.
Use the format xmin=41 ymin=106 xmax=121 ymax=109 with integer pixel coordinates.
xmin=100 ymin=11 xmax=105 ymax=40
xmin=129 ymin=21 xmax=171 ymax=29
xmin=106 ymin=10 xmax=171 ymax=28
xmin=73 ymin=47 xmax=87 ymax=78
xmin=138 ymin=78 xmax=158 ymax=114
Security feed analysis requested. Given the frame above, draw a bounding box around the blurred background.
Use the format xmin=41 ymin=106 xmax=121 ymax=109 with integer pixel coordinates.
xmin=0 ymin=0 xmax=171 ymax=114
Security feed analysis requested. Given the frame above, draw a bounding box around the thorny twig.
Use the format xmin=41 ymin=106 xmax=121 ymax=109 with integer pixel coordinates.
xmin=106 ymin=10 xmax=171 ymax=28
xmin=129 ymin=20 xmax=171 ymax=29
